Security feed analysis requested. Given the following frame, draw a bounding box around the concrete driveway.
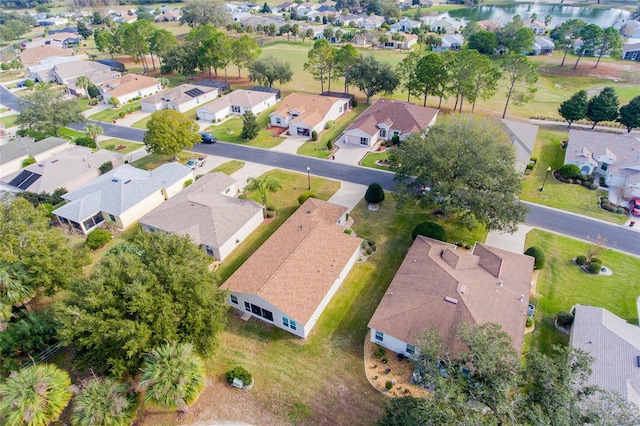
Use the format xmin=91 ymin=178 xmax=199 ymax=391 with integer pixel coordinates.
xmin=271 ymin=135 xmax=307 ymax=154
xmin=485 ymin=225 xmax=533 ymax=253
xmin=333 ymin=141 xmax=370 ymax=166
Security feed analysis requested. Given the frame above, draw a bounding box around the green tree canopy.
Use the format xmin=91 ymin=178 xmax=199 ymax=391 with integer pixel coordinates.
xmin=618 ymin=96 xmax=640 ymax=133
xmin=55 ymin=232 xmax=228 ymax=376
xmin=231 ymin=34 xmax=262 ymax=78
xmin=500 ymin=53 xmax=538 ymax=119
xmin=144 ymin=109 xmax=200 ymax=159
xmin=595 ymin=27 xmax=622 ymax=69
xmin=179 ymin=0 xmax=231 ymax=28
xmin=550 ymin=19 xmax=587 ymax=66
xmin=467 ymin=30 xmax=498 ymax=54
xmin=365 ymin=182 xmax=385 ymax=204
xmin=558 ymin=90 xmax=589 ymax=128
xmin=16 ymin=85 xmax=84 ymax=137
xmin=304 ymin=39 xmax=338 ymax=93
xmin=72 ymin=377 xmax=138 ymax=426
xmin=575 ymin=24 xmax=603 ymax=69
xmin=586 ymin=87 xmax=619 ymax=129
xmin=241 ymin=111 xmax=260 ymax=140
xmin=248 ymin=55 xmax=293 ymax=88
xmin=390 ymin=114 xmax=528 ymax=232
xmin=349 ymin=55 xmax=399 ymax=103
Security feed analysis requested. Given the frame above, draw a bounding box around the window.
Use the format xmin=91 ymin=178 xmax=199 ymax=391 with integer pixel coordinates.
xmin=232 ymin=105 xmax=241 ymax=114
xmin=290 ymin=320 xmax=296 ymax=330
xmin=375 ymin=331 xmax=384 ymax=342
xmin=82 ymin=212 xmax=104 ymax=231
xmin=244 ymin=301 xmax=251 ymax=312
xmin=406 ymin=344 xmax=414 ymax=355
xmin=601 ymin=163 xmax=608 ymax=171
xmin=283 ymin=317 xmax=289 ymax=327
xmin=360 ymin=137 xmax=368 ymax=145
xmin=262 ymin=309 xmax=273 ymax=322
xmin=282 ymin=317 xmax=297 ymax=330
xmin=230 ymin=295 xmax=238 ymax=304
xmin=249 ymin=303 xmax=273 ymax=322
xmin=276 ymin=118 xmax=281 ymax=125
xmin=380 ymin=129 xmax=386 ymax=138
xmin=109 ymin=214 xmax=116 ymax=222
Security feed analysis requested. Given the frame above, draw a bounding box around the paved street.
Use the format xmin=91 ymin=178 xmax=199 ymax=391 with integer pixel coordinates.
xmin=1 ymin=85 xmax=637 ymax=256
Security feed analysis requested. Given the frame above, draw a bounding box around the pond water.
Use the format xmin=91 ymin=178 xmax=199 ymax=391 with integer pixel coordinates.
xmin=443 ymin=4 xmax=631 ymax=28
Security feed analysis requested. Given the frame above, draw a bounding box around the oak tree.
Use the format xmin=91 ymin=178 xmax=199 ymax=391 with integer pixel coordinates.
xmin=144 ymin=109 xmax=200 ymax=160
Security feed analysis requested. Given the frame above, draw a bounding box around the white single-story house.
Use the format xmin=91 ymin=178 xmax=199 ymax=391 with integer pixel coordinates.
xmin=390 ymin=17 xmax=421 ymax=33
xmin=221 ymin=198 xmax=362 ymax=338
xmin=368 ymin=237 xmax=534 ymax=357
xmin=53 ymin=163 xmax=193 ymax=234
xmin=359 ymin=15 xmax=385 ymax=30
xmin=0 ymin=136 xmax=71 ymax=178
xmin=22 ymin=31 xmax=80 ymax=49
xmin=196 ymin=89 xmax=277 ymax=123
xmin=270 ymin=93 xmax=350 ymax=137
xmin=429 ymin=17 xmax=463 ymax=34
xmin=1 ymin=146 xmax=123 ymax=194
xmin=381 ymin=33 xmax=419 ymax=50
xmin=564 ymin=129 xmax=640 ymax=203
xmin=501 ymin=119 xmax=538 ymax=174
xmin=99 ymin=74 xmax=162 ymax=105
xmin=622 ymin=42 xmax=640 ymax=61
xmin=523 ymin=19 xmax=547 ymax=35
xmin=530 ymin=36 xmax=555 ymax=55
xmin=26 ymin=56 xmax=79 ymax=83
xmin=433 ymin=34 xmax=464 ymax=52
xmin=53 ymin=60 xmax=112 ymax=85
xmin=570 ymin=304 xmax=640 ymax=410
xmin=139 ymin=172 xmax=263 ymax=261
xmin=338 ymin=98 xmax=438 ymax=147
xmin=141 ymin=84 xmax=218 ymax=113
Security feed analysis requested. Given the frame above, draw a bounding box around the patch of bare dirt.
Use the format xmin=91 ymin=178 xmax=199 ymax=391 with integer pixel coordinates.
xmin=537 ymin=55 xmax=640 ymax=84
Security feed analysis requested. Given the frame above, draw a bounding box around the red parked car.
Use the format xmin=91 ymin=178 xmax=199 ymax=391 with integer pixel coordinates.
xmin=630 ymin=198 xmax=640 ymax=216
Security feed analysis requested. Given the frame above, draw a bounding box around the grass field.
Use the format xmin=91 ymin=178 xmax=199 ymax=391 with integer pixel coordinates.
xmin=211 ymin=160 xmax=245 ymax=176
xmin=523 ymin=229 xmax=640 ymax=354
xmin=89 ymin=102 xmax=141 ymax=122
xmin=206 ymin=105 xmax=285 ymax=149
xmin=519 ymin=127 xmax=628 ymax=225
xmin=100 ymin=139 xmax=143 ymax=155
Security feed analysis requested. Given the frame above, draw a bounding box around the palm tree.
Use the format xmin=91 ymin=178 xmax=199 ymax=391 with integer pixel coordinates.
xmin=245 ymin=176 xmax=282 ymax=214
xmin=0 ymin=364 xmax=72 ymax=426
xmin=0 ymin=262 xmax=35 ymax=326
xmin=75 ymin=75 xmax=91 ymax=99
xmin=158 ymin=77 xmax=170 ymax=88
xmin=137 ymin=342 xmax=206 ymax=413
xmin=72 ymin=376 xmax=138 ymax=426
xmin=84 ymin=123 xmax=104 ymax=149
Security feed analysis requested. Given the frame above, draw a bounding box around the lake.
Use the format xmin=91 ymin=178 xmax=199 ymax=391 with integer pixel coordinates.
xmin=443 ymin=4 xmax=631 ymax=28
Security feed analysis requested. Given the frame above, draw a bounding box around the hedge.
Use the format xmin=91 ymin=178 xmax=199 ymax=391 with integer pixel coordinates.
xmin=85 ymin=229 xmax=111 ymax=250
xmin=575 ymin=255 xmax=587 ymax=265
xmin=557 ymin=311 xmax=574 ymax=327
xmin=524 ymin=246 xmax=545 ymax=270
xmin=587 ymin=261 xmax=602 ymax=274
xmin=412 ymin=222 xmax=446 ymax=242
xmin=298 ymin=191 xmax=317 ymax=205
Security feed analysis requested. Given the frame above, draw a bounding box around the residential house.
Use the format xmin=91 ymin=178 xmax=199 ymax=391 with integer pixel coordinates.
xmin=429 ymin=17 xmax=462 ymax=34
xmin=531 ymin=36 xmax=555 ymax=55
xmin=359 ymin=15 xmax=385 ymax=30
xmin=382 ymin=33 xmax=419 ymax=50
xmin=0 ymin=136 xmax=71 ymax=178
xmin=26 ymin=55 xmax=79 ymax=83
xmin=1 ymin=146 xmax=123 ymax=194
xmin=52 ymin=163 xmax=193 ymax=234
xmin=69 ymin=69 xmax=121 ymax=96
xmin=334 ymin=13 xmax=363 ymax=27
xmin=618 ymin=20 xmax=640 ymax=38
xmin=564 ymin=129 xmax=640 ymax=203
xmin=476 ymin=19 xmax=500 ymax=32
xmin=523 ymin=19 xmax=546 ymax=35
xmin=99 ymin=74 xmax=162 ymax=105
xmin=270 ymin=93 xmax=350 ymax=137
xmin=500 ymin=119 xmax=538 ymax=173
xmin=141 ymin=84 xmax=218 ymax=113
xmin=221 ymin=198 xmax=361 ymax=338
xmin=22 ymin=31 xmax=81 ymax=49
xmin=570 ymin=304 xmax=640 ymax=410
xmin=139 ymin=172 xmax=263 ymax=261
xmin=155 ymin=9 xmax=181 ymax=22
xmin=368 ymin=237 xmax=534 ymax=357
xmin=390 ymin=17 xmax=421 ymax=33
xmin=338 ymin=98 xmax=438 ymax=147
xmin=38 ymin=17 xmax=69 ymax=26
xmin=433 ymin=34 xmax=463 ymax=52
xmin=19 ymin=45 xmax=73 ymax=67
xmin=197 ymin=79 xmax=230 ymax=93
xmin=622 ymin=42 xmax=640 ymax=61
xmin=196 ymin=89 xmax=277 ymax=122
xmin=53 ymin=60 xmax=111 ymax=85
xmin=275 ymin=1 xmax=297 ymax=12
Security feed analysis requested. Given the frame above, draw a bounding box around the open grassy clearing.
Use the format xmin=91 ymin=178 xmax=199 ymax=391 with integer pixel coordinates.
xmin=523 ymin=229 xmax=640 ymax=354
xmin=205 ymin=105 xmax=285 ymax=149
xmin=210 ymin=160 xmax=245 ymax=176
xmin=100 ymin=138 xmax=143 ymax=155
xmin=519 ymin=127 xmax=628 ymax=225
xmin=88 ymin=101 xmax=141 ymax=122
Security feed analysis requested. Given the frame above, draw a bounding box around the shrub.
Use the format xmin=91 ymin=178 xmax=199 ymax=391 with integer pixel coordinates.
xmin=385 ymin=381 xmax=393 ymax=390
xmin=16 ymin=128 xmax=29 ymax=137
xmin=365 ymin=182 xmax=385 ymax=204
xmin=266 ymin=211 xmax=275 ymax=218
xmin=118 ymin=111 xmax=126 ymax=118
xmin=529 ymin=157 xmax=537 ymax=164
xmin=183 ymin=179 xmax=193 ymax=188
xmin=376 ymin=345 xmax=385 ymax=358
xmin=391 ymin=134 xmax=400 ymax=145
xmin=529 ymin=296 xmax=538 ymax=306
xmin=75 ymin=136 xmax=96 ymax=148
xmin=311 ymin=130 xmax=318 ymax=141
xmin=589 ymin=183 xmax=598 ymax=190
xmin=616 ymin=207 xmax=626 ymax=214
xmin=525 ymin=163 xmax=534 ymax=171
xmin=226 ymin=366 xmax=252 ymax=386
xmin=326 ymin=139 xmax=333 ymax=150
xmin=587 ymin=261 xmax=602 ymax=274
xmin=525 ymin=317 xmax=533 ymax=328
xmin=581 ymin=181 xmax=591 ymax=188
xmin=575 ymin=255 xmax=587 ymax=265
xmin=297 ymin=191 xmax=317 ymax=205
xmin=574 ymin=179 xmax=582 ymax=185
xmin=325 ymin=120 xmax=334 ymax=129
xmin=589 ymin=257 xmax=601 ymax=265
xmin=343 ymin=229 xmax=352 ymax=235
xmin=524 ymin=246 xmax=545 ymax=270
xmin=352 ymin=99 xmax=358 ymax=107
xmin=558 ymin=164 xmax=581 ymax=179
xmin=21 ymin=156 xmax=36 ymax=168
xmin=87 ymin=84 xmax=99 ymax=98
xmin=85 ymin=229 xmax=111 ymax=250
xmin=557 ymin=311 xmax=574 ymax=327
xmin=412 ymin=222 xmax=446 ymax=241
xmin=99 ymin=161 xmax=113 ymax=174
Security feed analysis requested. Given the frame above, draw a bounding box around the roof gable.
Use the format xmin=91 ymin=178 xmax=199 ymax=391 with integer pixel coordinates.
xmin=345 ymin=98 xmax=438 ymax=137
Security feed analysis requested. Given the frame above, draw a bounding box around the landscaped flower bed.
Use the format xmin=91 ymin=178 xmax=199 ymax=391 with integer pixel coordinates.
xmin=599 ymin=197 xmax=629 ymax=215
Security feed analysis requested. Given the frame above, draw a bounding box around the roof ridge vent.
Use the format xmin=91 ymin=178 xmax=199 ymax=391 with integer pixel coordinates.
xmin=444 ymin=296 xmax=458 ymax=305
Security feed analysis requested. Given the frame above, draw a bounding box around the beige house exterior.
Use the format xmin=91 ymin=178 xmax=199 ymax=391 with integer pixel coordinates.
xmin=0 ymin=136 xmax=71 ymax=178
xmin=99 ymin=74 xmax=162 ymax=105
xmin=139 ymin=173 xmax=263 ymax=261
xmin=270 ymin=93 xmax=350 ymax=137
xmin=221 ymin=198 xmax=361 ymax=338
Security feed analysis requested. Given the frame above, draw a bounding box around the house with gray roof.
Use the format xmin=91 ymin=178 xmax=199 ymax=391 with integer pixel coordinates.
xmin=26 ymin=55 xmax=79 ymax=83
xmin=338 ymin=98 xmax=438 ymax=148
xmin=433 ymin=34 xmax=464 ymax=52
xmin=391 ymin=17 xmax=421 ymax=33
xmin=196 ymin=89 xmax=277 ymax=123
xmin=623 ymin=42 xmax=640 ymax=61
xmin=139 ymin=172 xmax=263 ymax=261
xmin=0 ymin=136 xmax=71 ymax=178
xmin=500 ymin=119 xmax=538 ymax=174
xmin=141 ymin=83 xmax=218 ymax=113
xmin=570 ymin=304 xmax=640 ymax=409
xmin=53 ymin=163 xmax=192 ymax=234
xmin=1 ymin=146 xmax=123 ymax=194
xmin=368 ymin=237 xmax=534 ymax=357
xmin=53 ymin=60 xmax=111 ymax=85
xmin=531 ymin=36 xmax=555 ymax=55
xmin=564 ymin=129 xmax=640 ymax=204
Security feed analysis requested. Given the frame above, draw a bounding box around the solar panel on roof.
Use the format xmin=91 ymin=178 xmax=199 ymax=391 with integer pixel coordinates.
xmin=184 ymin=88 xmax=204 ymax=98
xmin=7 ymin=170 xmax=42 ymax=190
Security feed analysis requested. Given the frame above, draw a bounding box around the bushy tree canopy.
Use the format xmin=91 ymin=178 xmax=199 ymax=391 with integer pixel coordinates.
xmin=365 ymin=182 xmax=385 ymax=204
xmin=586 ymin=87 xmax=619 ymax=129
xmin=55 ymin=232 xmax=228 ymax=376
xmin=248 ymin=55 xmax=293 ymax=88
xmin=618 ymin=96 xmax=640 ymax=133
xmin=16 ymin=85 xmax=84 ymax=137
xmin=144 ymin=109 xmax=200 ymax=159
xmin=559 ymin=90 xmax=588 ymax=128
xmin=524 ymin=246 xmax=545 ymax=270
xmin=72 ymin=377 xmax=138 ymax=426
xmin=390 ymin=114 xmax=528 ymax=232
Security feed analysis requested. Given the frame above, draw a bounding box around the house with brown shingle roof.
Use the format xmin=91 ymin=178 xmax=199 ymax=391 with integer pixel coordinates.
xmin=338 ymin=98 xmax=438 ymax=148
xmin=221 ymin=198 xmax=362 ymax=338
xmin=196 ymin=89 xmax=277 ymax=123
xmin=270 ymin=93 xmax=350 ymax=138
xmin=141 ymin=83 xmax=218 ymax=113
xmin=139 ymin=172 xmax=263 ymax=261
xmin=368 ymin=237 xmax=534 ymax=357
xmin=19 ymin=45 xmax=74 ymax=67
xmin=99 ymin=74 xmax=162 ymax=105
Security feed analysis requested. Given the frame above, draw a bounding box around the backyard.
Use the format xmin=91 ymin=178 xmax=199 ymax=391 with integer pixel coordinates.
xmin=523 ymin=229 xmax=640 ymax=355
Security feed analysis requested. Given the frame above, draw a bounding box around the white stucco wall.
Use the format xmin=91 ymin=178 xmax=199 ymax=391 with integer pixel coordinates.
xmin=368 ymin=328 xmax=415 ymax=357
xmin=227 ymin=292 xmax=305 ymax=338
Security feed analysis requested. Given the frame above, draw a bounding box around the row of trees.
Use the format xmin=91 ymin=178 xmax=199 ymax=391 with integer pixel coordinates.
xmin=550 ymin=18 xmax=623 ymax=69
xmin=379 ymin=323 xmax=640 ymax=425
xmin=559 ymin=88 xmax=640 ymax=132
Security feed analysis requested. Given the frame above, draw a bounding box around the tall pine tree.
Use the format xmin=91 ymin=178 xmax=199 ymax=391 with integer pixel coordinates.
xmin=558 ymin=90 xmax=588 ymax=129
xmin=586 ymin=87 xmax=619 ymax=129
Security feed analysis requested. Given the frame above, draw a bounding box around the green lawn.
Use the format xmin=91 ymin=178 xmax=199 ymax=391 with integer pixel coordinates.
xmin=100 ymin=139 xmax=143 ymax=155
xmin=88 ymin=102 xmax=141 ymax=122
xmin=206 ymin=105 xmax=285 ymax=149
xmin=131 ymin=114 xmax=152 ymax=129
xmin=131 ymin=151 xmax=191 ymax=170
xmin=524 ymin=229 xmax=640 ymax=354
xmin=0 ymin=107 xmax=8 ymax=113
xmin=519 ymin=127 xmax=627 ymax=225
xmin=0 ymin=114 xmax=18 ymax=128
xmin=58 ymin=128 xmax=86 ymax=140
xmin=360 ymin=150 xmax=392 ymax=170
xmin=210 ymin=160 xmax=245 ymax=176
